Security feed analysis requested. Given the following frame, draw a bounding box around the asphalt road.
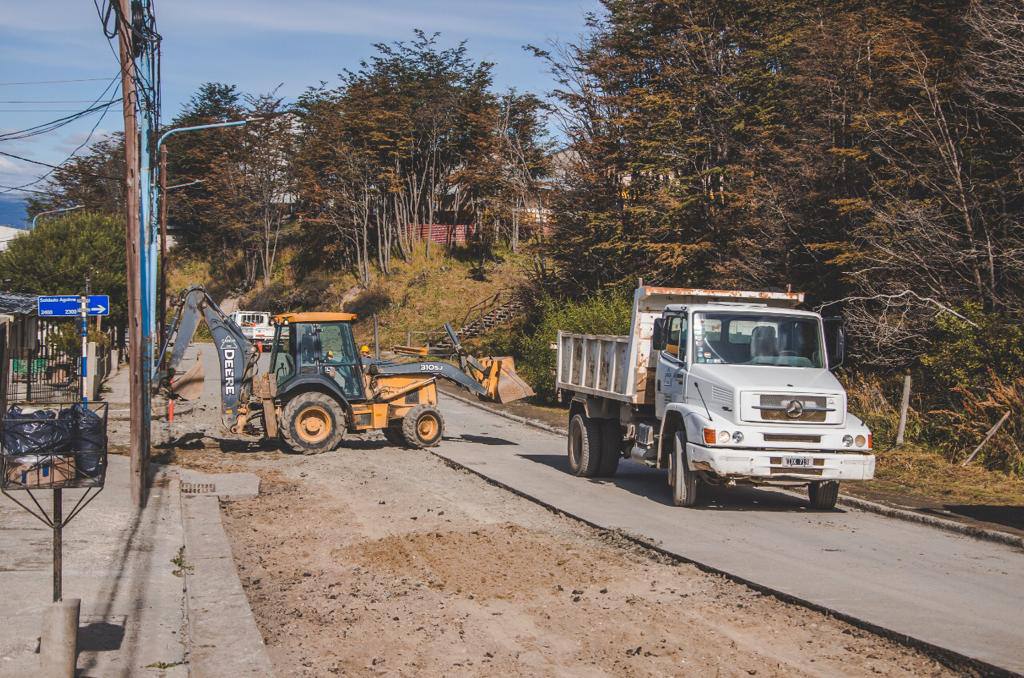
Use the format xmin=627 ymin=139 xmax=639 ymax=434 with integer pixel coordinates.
xmin=432 ymin=394 xmax=1024 ymax=674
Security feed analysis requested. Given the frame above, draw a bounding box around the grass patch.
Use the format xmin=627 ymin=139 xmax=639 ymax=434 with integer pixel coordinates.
xmin=865 ymin=443 xmax=1024 ymax=506
xmin=350 ymin=244 xmax=528 ymax=348
xmin=146 ymin=660 xmax=185 ymax=669
xmin=171 ymin=545 xmax=194 ymax=577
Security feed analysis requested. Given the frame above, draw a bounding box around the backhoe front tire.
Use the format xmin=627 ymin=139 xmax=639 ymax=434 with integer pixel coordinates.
xmin=808 ymin=480 xmax=840 ymax=510
xmin=281 ymin=392 xmax=346 ymax=455
xmin=400 ymin=405 xmax=444 ymax=448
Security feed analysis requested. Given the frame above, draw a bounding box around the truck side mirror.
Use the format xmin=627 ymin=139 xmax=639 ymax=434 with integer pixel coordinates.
xmin=823 ymin=317 xmax=846 ymax=370
xmin=652 ymin=318 xmax=666 ymax=351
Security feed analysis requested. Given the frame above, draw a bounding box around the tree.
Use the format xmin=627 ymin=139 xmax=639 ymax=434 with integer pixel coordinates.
xmin=0 ymin=211 xmax=127 ymax=328
xmin=291 ymin=32 xmax=550 ymax=283
xmin=26 ymin=135 xmax=125 ymax=217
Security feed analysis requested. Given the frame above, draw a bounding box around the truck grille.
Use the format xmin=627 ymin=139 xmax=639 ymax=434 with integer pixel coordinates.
xmin=763 ymin=433 xmax=822 ymax=443
xmin=755 ymin=395 xmax=829 ymax=423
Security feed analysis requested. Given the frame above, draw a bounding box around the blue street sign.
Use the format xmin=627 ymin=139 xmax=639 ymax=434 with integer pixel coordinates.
xmin=37 ymin=295 xmax=111 ymax=318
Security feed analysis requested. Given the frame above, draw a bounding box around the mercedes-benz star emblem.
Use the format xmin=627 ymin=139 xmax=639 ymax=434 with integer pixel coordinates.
xmin=785 ymin=400 xmax=804 ymax=418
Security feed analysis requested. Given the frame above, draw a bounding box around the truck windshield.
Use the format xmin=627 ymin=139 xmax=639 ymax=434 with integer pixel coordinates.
xmin=693 ymin=313 xmax=823 ymax=368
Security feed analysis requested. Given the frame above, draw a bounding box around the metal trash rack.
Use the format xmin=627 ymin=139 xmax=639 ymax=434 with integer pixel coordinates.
xmin=1 ymin=402 xmax=109 ymax=602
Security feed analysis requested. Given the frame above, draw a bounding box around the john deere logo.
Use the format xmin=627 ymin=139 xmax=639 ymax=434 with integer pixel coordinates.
xmin=785 ymin=400 xmax=804 ymax=418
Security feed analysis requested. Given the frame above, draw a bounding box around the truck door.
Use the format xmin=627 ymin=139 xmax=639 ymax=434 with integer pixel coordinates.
xmin=655 ymin=313 xmax=688 ymax=418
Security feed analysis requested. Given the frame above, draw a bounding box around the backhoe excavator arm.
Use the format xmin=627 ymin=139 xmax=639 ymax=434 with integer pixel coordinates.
xmin=160 ymin=286 xmax=259 ymax=427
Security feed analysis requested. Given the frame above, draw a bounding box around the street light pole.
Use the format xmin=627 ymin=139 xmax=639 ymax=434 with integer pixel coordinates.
xmin=30 ymin=205 xmax=83 ymax=229
xmin=152 ymin=118 xmax=251 ymax=374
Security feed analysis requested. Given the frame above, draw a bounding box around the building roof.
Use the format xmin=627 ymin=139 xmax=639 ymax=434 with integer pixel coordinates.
xmin=0 ymin=291 xmax=38 ymax=316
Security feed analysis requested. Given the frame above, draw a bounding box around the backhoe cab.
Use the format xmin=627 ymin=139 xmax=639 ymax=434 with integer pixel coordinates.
xmin=255 ymin=311 xmax=446 ymax=453
xmin=162 ymin=286 xmax=533 ymax=455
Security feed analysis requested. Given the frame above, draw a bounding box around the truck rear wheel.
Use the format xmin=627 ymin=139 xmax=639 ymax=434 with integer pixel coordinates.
xmin=400 ymin=405 xmax=445 ymax=448
xmin=281 ymin=392 xmax=346 ymax=454
xmin=671 ymin=432 xmax=701 ymax=507
xmin=597 ymin=419 xmax=621 ymax=476
xmin=568 ymin=413 xmax=602 ymax=477
xmin=808 ymin=480 xmax=840 ymax=510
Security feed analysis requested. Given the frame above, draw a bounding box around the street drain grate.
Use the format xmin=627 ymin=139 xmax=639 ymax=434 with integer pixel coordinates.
xmin=181 ymin=482 xmax=217 ymax=495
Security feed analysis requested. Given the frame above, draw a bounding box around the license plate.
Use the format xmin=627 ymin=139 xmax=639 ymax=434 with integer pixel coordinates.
xmin=784 ymin=457 xmax=811 ymax=467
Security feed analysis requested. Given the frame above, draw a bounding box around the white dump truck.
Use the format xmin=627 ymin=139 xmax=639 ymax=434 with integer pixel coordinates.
xmin=556 ymin=287 xmax=874 ymax=509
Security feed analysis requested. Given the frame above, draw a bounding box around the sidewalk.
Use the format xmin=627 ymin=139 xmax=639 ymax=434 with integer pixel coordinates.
xmin=0 ymin=457 xmax=188 ymax=677
xmin=0 ymin=354 xmax=273 ymax=676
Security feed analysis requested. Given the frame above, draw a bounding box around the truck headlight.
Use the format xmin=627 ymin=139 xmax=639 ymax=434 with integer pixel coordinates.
xmin=855 ymin=434 xmax=866 ymax=448
xmin=842 ymin=434 xmax=854 ymax=447
xmin=732 ymin=431 xmax=744 ymax=443
xmin=702 ymin=428 xmax=732 ymax=445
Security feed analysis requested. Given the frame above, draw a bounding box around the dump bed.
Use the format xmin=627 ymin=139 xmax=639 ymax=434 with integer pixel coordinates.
xmin=556 ymin=287 xmax=804 ymax=405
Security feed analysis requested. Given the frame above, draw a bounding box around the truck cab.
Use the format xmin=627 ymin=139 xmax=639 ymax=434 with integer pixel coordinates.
xmin=651 ymin=300 xmax=874 ymax=506
xmin=230 ymin=310 xmax=275 ymax=349
xmin=556 ymin=287 xmax=874 ymax=510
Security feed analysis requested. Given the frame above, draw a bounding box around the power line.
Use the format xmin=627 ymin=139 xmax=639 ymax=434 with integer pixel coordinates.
xmin=0 ymin=84 xmax=123 ymax=194
xmin=0 ymin=75 xmax=120 ymax=143
xmin=0 ymin=151 xmax=62 ymax=169
xmin=0 ymin=184 xmax=51 ymax=195
xmin=0 ymin=108 xmax=116 ymax=112
xmin=0 ymin=77 xmax=111 ymax=87
xmin=0 ymin=100 xmax=113 ymax=104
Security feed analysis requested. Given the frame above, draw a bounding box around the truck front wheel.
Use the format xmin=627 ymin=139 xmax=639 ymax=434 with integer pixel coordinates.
xmin=568 ymin=413 xmax=602 ymax=477
xmin=808 ymin=480 xmax=840 ymax=510
xmin=670 ymin=432 xmax=702 ymax=507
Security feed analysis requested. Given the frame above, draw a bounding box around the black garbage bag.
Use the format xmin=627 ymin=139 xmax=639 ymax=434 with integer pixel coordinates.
xmin=67 ymin=404 xmax=105 ymax=477
xmin=2 ymin=406 xmax=74 ymax=456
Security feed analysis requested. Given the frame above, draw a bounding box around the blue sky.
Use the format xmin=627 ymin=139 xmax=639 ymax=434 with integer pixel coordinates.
xmin=0 ymin=0 xmax=600 ymax=208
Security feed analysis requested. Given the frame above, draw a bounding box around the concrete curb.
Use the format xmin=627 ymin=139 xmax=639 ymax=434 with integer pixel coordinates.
xmin=441 ymin=390 xmax=1024 ymax=551
xmin=181 ymin=491 xmax=274 ymax=676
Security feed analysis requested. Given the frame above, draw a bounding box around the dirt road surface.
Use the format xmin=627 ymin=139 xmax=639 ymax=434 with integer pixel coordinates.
xmin=203 ymin=447 xmax=953 ymax=677
xmin=154 ymin=346 xmax=1007 ymax=675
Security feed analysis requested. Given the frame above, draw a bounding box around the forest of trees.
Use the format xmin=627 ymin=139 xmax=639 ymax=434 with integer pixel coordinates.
xmin=527 ymin=0 xmax=1023 ymax=472
xmin=21 ymin=3 xmax=1024 ymax=472
xmin=29 ymin=32 xmax=550 ymax=291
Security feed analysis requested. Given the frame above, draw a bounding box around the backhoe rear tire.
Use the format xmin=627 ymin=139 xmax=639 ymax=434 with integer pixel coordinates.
xmin=400 ymin=405 xmax=444 ymax=448
xmin=281 ymin=392 xmax=346 ymax=455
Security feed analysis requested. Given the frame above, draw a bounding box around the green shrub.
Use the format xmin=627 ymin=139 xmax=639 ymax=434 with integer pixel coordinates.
xmin=479 ymin=291 xmax=632 ymax=401
xmin=917 ymin=304 xmax=1024 ymax=475
xmin=920 ymin=303 xmax=1024 ymax=392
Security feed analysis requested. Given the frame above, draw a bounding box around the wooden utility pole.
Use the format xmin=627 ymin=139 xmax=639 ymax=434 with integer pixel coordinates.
xmin=117 ymin=0 xmax=148 ymax=507
xmin=895 ymin=374 xmax=912 ymax=446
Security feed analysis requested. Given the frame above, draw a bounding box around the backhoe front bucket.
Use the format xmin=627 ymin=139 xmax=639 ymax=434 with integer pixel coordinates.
xmin=483 ymin=356 xmax=534 ymax=403
xmin=169 ymin=355 xmax=205 ymax=401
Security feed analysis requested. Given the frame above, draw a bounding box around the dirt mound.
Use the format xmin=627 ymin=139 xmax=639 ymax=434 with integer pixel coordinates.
xmin=345 ymin=523 xmax=618 ymax=601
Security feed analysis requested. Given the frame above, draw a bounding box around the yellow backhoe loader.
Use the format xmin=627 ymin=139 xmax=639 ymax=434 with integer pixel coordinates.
xmin=160 ymin=286 xmax=533 ymax=454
